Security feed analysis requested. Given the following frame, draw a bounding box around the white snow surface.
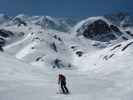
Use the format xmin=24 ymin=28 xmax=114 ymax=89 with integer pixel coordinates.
xmin=0 ymin=14 xmax=133 ymax=100
xmin=0 ymin=39 xmax=133 ymax=100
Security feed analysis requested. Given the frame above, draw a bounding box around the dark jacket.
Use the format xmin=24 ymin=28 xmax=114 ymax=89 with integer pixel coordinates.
xmin=58 ymin=74 xmax=66 ymax=85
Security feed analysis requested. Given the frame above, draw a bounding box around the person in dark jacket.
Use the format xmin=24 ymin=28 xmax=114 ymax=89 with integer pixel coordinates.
xmin=58 ymin=74 xmax=69 ymax=94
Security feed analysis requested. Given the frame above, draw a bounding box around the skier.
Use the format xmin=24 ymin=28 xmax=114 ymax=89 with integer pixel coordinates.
xmin=58 ymin=74 xmax=69 ymax=94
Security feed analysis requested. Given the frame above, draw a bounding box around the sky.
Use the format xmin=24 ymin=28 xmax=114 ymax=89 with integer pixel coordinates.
xmin=0 ymin=0 xmax=132 ymax=17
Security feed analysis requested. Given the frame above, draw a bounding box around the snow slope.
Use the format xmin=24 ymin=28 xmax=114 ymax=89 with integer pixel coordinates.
xmin=0 ymin=13 xmax=133 ymax=100
xmin=1 ymin=39 xmax=133 ymax=100
xmin=2 ymin=23 xmax=99 ymax=69
xmin=75 ymin=39 xmax=133 ymax=72
xmin=73 ymin=39 xmax=133 ymax=100
xmin=0 ymin=52 xmax=37 ymax=80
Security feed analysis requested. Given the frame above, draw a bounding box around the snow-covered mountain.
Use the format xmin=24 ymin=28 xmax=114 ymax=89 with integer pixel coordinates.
xmin=0 ymin=30 xmax=133 ymax=100
xmin=75 ymin=39 xmax=133 ymax=72
xmin=105 ymin=12 xmax=133 ymax=28
xmin=73 ymin=15 xmax=133 ymax=43
xmin=0 ymin=13 xmax=132 ymax=70
xmin=0 ymin=12 xmax=133 ymax=100
xmin=0 ymin=14 xmax=81 ymax=32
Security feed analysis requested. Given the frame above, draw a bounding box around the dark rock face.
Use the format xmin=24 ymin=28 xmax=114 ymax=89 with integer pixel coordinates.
xmin=122 ymin=36 xmax=128 ymax=40
xmin=53 ymin=59 xmax=64 ymax=68
xmin=0 ymin=38 xmax=5 ymax=46
xmin=83 ymin=20 xmax=111 ymax=35
xmin=0 ymin=29 xmax=15 ymax=47
xmin=0 ymin=29 xmax=14 ymax=38
xmin=126 ymin=31 xmax=133 ymax=37
xmin=50 ymin=42 xmax=57 ymax=52
xmin=80 ymin=19 xmax=122 ymax=42
xmin=76 ymin=51 xmax=83 ymax=57
xmin=35 ymin=57 xmax=42 ymax=61
xmin=121 ymin=42 xmax=133 ymax=51
xmin=110 ymin=25 xmax=121 ymax=33
xmin=13 ymin=18 xmax=27 ymax=27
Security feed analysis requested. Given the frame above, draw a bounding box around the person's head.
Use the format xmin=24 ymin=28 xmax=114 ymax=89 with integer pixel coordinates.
xmin=59 ymin=73 xmax=65 ymax=77
xmin=58 ymin=74 xmax=62 ymax=77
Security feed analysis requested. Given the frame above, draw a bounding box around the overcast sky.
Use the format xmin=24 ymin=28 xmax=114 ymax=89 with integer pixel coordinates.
xmin=0 ymin=0 xmax=132 ymax=17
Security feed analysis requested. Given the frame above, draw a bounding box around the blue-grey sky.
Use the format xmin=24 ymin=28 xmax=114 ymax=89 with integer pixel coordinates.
xmin=0 ymin=0 xmax=132 ymax=17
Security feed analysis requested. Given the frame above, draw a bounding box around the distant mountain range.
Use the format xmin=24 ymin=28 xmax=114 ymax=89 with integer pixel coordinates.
xmin=0 ymin=12 xmax=132 ymax=69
